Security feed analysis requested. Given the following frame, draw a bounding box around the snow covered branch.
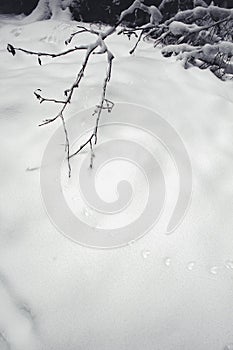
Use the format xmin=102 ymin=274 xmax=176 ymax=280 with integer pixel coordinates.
xmin=7 ymin=43 xmax=88 ymax=62
xmin=6 ymin=0 xmax=233 ymax=175
xmin=119 ymin=3 xmax=233 ymax=80
xmin=7 ymin=0 xmax=156 ymax=175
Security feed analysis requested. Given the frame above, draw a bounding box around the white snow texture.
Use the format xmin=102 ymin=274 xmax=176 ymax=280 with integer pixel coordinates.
xmin=0 ymin=14 xmax=233 ymax=350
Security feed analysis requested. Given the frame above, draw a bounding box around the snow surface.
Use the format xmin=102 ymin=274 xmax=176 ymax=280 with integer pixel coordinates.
xmin=0 ymin=16 xmax=233 ymax=350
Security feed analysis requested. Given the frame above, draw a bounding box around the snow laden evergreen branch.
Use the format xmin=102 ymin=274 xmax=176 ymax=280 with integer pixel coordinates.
xmin=119 ymin=4 xmax=233 ymax=80
xmin=163 ymin=14 xmax=231 ymax=43
xmin=157 ymin=10 xmax=233 ymax=80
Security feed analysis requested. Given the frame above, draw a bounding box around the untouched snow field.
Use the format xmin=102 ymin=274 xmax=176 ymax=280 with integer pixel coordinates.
xmin=0 ymin=16 xmax=233 ymax=350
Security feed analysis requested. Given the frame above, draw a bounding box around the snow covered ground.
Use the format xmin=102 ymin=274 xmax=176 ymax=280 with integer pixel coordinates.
xmin=0 ymin=16 xmax=233 ymax=350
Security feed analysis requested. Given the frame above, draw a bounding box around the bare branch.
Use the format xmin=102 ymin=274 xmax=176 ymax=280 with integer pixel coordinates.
xmin=8 ymin=0 xmax=233 ymax=176
xmin=60 ymin=114 xmax=71 ymax=177
xmin=7 ymin=44 xmax=88 ymax=59
xmin=65 ymin=25 xmax=100 ymax=45
xmin=130 ymin=29 xmax=144 ymax=54
xmin=69 ymin=40 xmax=114 ymax=163
xmin=34 ymin=89 xmax=66 ymax=105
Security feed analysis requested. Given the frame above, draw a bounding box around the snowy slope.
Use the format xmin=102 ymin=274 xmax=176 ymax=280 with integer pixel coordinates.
xmin=0 ymin=16 xmax=233 ymax=350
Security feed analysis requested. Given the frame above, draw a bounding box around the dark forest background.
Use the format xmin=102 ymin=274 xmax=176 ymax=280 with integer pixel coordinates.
xmin=0 ymin=0 xmax=232 ymax=25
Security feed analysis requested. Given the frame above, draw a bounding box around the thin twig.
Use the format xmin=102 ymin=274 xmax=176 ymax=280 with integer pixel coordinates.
xmin=65 ymin=25 xmax=100 ymax=45
xmin=60 ymin=113 xmax=71 ymax=177
xmin=8 ymin=45 xmax=88 ymax=58
xmin=69 ymin=40 xmax=114 ymax=162
xmin=129 ymin=29 xmax=144 ymax=54
xmin=34 ymin=89 xmax=66 ymax=104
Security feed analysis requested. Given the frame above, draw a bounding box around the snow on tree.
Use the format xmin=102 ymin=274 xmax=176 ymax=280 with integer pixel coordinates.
xmin=152 ymin=5 xmax=233 ymax=79
xmin=194 ymin=0 xmax=208 ymax=7
xmin=22 ymin=0 xmax=73 ymax=23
